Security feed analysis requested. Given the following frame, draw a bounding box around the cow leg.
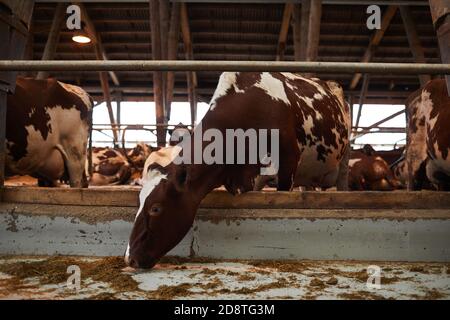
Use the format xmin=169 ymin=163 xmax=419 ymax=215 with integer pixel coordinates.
xmin=277 ymin=141 xmax=300 ymax=191
xmin=33 ymin=148 xmax=65 ymax=187
xmin=37 ymin=178 xmax=58 ymax=187
xmin=56 ymin=144 xmax=88 ymax=188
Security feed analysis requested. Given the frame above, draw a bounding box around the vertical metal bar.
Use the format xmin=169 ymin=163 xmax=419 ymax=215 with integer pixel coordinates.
xmin=116 ymin=94 xmax=121 ymax=138
xmin=355 ymin=74 xmax=370 ymax=129
xmin=0 ymin=91 xmax=6 ymax=187
xmin=88 ymin=111 xmax=93 ymax=178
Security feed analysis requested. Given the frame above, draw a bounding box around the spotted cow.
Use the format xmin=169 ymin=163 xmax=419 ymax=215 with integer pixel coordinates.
xmin=88 ymin=147 xmax=132 ymax=186
xmin=88 ymin=143 xmax=156 ymax=186
xmin=395 ymin=79 xmax=450 ymax=190
xmin=5 ymin=77 xmax=92 ymax=187
xmin=125 ymin=72 xmax=350 ymax=268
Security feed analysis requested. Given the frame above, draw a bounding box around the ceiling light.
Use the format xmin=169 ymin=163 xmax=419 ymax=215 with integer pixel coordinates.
xmin=72 ymin=30 xmax=91 ymax=44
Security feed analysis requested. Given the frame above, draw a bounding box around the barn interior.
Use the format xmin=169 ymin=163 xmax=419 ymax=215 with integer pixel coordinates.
xmin=0 ymin=0 xmax=449 ymax=300
xmin=26 ymin=0 xmax=442 ymax=149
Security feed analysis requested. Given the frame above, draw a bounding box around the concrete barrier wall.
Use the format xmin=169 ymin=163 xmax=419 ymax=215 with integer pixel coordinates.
xmin=1 ymin=202 xmax=449 ymax=262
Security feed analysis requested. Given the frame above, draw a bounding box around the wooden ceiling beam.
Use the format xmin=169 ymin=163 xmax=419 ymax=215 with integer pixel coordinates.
xmin=350 ymin=5 xmax=398 ymax=89
xmin=400 ymin=6 xmax=431 ymax=86
xmin=76 ymin=2 xmax=120 ymax=87
xmin=36 ymin=3 xmax=65 ymax=80
xmin=305 ymin=0 xmax=322 ymax=62
xmin=276 ymin=3 xmax=294 ymax=61
xmin=78 ymin=2 xmax=119 ymax=145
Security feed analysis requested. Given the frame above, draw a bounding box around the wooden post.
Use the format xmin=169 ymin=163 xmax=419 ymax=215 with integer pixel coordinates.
xmin=292 ymin=4 xmax=302 ymax=61
xmin=166 ymin=2 xmax=181 ymax=121
xmin=159 ymin=0 xmax=169 ymax=122
xmin=78 ymin=3 xmax=120 ymax=86
xmin=23 ymin=22 xmax=34 ymax=77
xmin=276 ymin=3 xmax=294 ymax=61
xmin=187 ymin=71 xmax=197 ymax=126
xmin=429 ymin=0 xmax=450 ymax=93
xmin=88 ymin=112 xmax=93 ymax=178
xmin=36 ymin=3 xmax=65 ymax=80
xmin=79 ymin=3 xmax=119 ymax=145
xmin=400 ymin=6 xmax=431 ymax=86
xmin=0 ymin=91 xmax=6 ymax=187
xmin=181 ymin=3 xmax=197 ymax=126
xmin=350 ymin=6 xmax=398 ymax=90
xmin=300 ymin=0 xmax=311 ymax=61
xmin=98 ymin=69 xmax=118 ymax=146
xmin=150 ymin=0 xmax=166 ymax=147
xmin=0 ymin=0 xmax=34 ymax=188
xmin=305 ymin=0 xmax=322 ymax=62
xmin=116 ymin=91 xmax=122 ymax=139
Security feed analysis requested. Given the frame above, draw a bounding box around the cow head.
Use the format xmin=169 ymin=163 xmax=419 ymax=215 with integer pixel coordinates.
xmin=125 ymin=147 xmax=207 ymax=269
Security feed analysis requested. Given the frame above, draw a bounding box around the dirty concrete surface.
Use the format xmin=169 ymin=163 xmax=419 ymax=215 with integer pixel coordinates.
xmin=0 ymin=256 xmax=448 ymax=300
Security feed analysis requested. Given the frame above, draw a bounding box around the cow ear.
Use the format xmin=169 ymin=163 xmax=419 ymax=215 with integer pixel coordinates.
xmin=173 ymin=164 xmax=189 ymax=192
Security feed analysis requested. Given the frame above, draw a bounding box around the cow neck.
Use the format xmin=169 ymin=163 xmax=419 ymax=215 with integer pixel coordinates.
xmin=184 ymin=162 xmax=225 ymax=205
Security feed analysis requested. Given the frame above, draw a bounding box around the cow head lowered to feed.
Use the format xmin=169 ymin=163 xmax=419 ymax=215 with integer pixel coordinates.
xmin=125 ymin=147 xmax=216 ymax=269
xmin=125 ymin=72 xmax=350 ymax=269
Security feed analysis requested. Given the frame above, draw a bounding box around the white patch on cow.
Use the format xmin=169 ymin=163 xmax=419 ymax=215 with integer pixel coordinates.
xmin=136 ymin=169 xmax=168 ymax=220
xmin=406 ymin=91 xmax=428 ymax=177
xmin=8 ymin=106 xmax=88 ymax=176
xmin=125 ymin=169 xmax=168 ymax=262
xmin=285 ymin=82 xmax=296 ymax=92
xmin=57 ymin=81 xmax=92 ymax=108
xmin=349 ymin=158 xmax=361 ymax=168
xmin=303 ymin=114 xmax=315 ymax=136
xmin=209 ymin=72 xmax=244 ymax=111
xmin=331 ymin=128 xmax=340 ymax=151
xmin=280 ymin=72 xmax=304 ymax=81
xmin=255 ymin=72 xmax=290 ymax=105
xmin=422 ymin=90 xmax=438 ymax=130
xmin=296 ymin=94 xmax=323 ymax=121
xmin=313 ymin=93 xmax=324 ymax=100
xmin=301 ymin=77 xmax=328 ymax=96
xmin=142 ymin=146 xmax=182 ymax=180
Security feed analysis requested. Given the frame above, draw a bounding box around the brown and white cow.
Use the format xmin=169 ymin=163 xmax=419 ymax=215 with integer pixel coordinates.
xmin=88 ymin=143 xmax=156 ymax=186
xmin=398 ymin=79 xmax=450 ymax=190
xmin=88 ymin=147 xmax=132 ymax=186
xmin=125 ymin=72 xmax=350 ymax=268
xmin=349 ymin=144 xmax=401 ymax=191
xmin=5 ymin=77 xmax=92 ymax=187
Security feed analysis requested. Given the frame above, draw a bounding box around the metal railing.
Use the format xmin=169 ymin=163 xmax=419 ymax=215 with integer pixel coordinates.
xmin=0 ymin=60 xmax=449 ymax=74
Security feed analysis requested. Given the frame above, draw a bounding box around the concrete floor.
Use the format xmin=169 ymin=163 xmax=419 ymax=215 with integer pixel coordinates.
xmin=0 ymin=256 xmax=448 ymax=300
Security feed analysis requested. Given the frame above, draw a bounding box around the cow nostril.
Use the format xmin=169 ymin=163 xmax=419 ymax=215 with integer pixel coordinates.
xmin=128 ymin=257 xmax=139 ymax=268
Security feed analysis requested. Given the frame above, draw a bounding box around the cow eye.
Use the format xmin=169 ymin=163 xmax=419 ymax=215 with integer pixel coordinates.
xmin=149 ymin=204 xmax=162 ymax=217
